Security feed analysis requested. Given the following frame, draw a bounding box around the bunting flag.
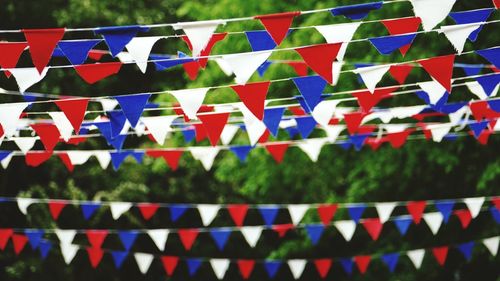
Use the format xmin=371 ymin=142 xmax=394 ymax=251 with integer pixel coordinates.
xmin=418 ymin=55 xmax=456 ymax=92
xmin=449 ymin=8 xmax=494 ymax=41
xmin=22 ymin=28 xmax=65 ymax=73
xmin=74 ymin=62 xmax=123 ymax=84
xmin=381 ymin=17 xmax=422 ymax=56
xmin=255 ymin=12 xmax=300 ymax=45
xmin=295 ymin=43 xmax=342 ymax=84
xmin=197 ymin=112 xmax=230 ymax=146
xmin=169 ymin=88 xmax=210 ymax=120
xmin=292 ymin=76 xmax=327 ymax=112
xmin=409 ymin=0 xmax=457 ymax=31
xmin=182 ymin=33 xmax=227 ymax=68
xmin=476 ymin=47 xmax=500 ymax=69
xmin=330 ymin=2 xmax=383 ymax=20
xmin=9 ymin=67 xmax=49 ymax=93
xmin=369 ymin=34 xmax=417 ymax=55
xmin=315 ymin=22 xmax=361 ymax=62
xmin=58 ymin=40 xmax=102 ymax=65
xmin=438 ymin=23 xmax=482 ymax=54
xmin=245 ymin=31 xmax=277 ymax=52
xmin=222 ymin=50 xmax=272 ymax=85
xmin=125 ymin=36 xmax=163 ymax=73
xmin=0 ymin=42 xmax=28 ymax=77
xmin=231 ymin=81 xmax=270 ymax=120
xmin=173 ymin=20 xmax=225 ymax=57
xmin=30 ymin=123 xmax=61 ymax=151
xmin=94 ymin=25 xmax=150 ymax=57
xmin=352 ymin=65 xmax=391 ymax=93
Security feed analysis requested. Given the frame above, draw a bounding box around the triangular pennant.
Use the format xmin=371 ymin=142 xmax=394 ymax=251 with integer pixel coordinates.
xmin=55 ymin=229 xmax=76 ymax=246
xmin=287 ymin=204 xmax=309 ymax=225
xmin=14 ymin=137 xmax=37 ymax=154
xmin=9 ymin=67 xmax=49 ymax=93
xmin=375 ymin=202 xmax=396 ymax=223
xmin=111 ymin=251 xmax=128 ymax=269
xmin=161 ymin=255 xmax=179 ymax=276
xmin=197 ymin=112 xmax=230 ymax=146
xmin=258 ymin=206 xmax=279 ymax=226
xmin=25 ymin=229 xmax=44 ymax=249
xmin=182 ymin=33 xmax=227 ymax=68
xmin=125 ymin=36 xmax=162 ymax=73
xmin=469 ymin=121 xmax=489 ymax=138
xmin=409 ymin=0 xmax=457 ymax=31
xmin=255 ymin=12 xmax=300 ymax=45
xmin=287 ymin=259 xmax=307 ymax=280
xmin=353 ymin=87 xmax=396 ymax=112
xmin=458 ymin=241 xmax=475 ymax=261
xmin=38 ymin=240 xmax=52 ymax=259
xmin=48 ymin=112 xmax=73 ymax=141
xmin=137 ymin=203 xmax=160 ymax=220
xmin=263 ymin=107 xmax=285 ymax=137
xmin=222 ymin=50 xmax=272 ymax=84
xmin=169 ymin=88 xmax=210 ymax=120
xmin=48 ymin=201 xmax=67 ymax=220
xmin=94 ymin=25 xmax=149 ymax=57
xmin=381 ymin=253 xmax=400 ymax=273
xmin=297 ymin=138 xmax=327 ymax=162
xmin=230 ymin=145 xmax=253 ymax=162
xmin=315 ymin=22 xmax=361 ymax=61
xmin=54 ymin=98 xmax=89 ymax=134
xmin=30 ymin=123 xmax=60 ymax=151
xmin=389 ymin=64 xmax=414 ymax=84
xmin=231 ymin=81 xmax=270 ymax=120
xmin=449 ymin=9 xmax=493 ymax=41
xmin=334 ymin=220 xmax=357 ymax=241
xmin=330 ymin=2 xmax=383 ymax=20
xmin=220 ymin=124 xmax=239 ymax=145
xmin=432 ymin=246 xmax=449 ymax=266
xmin=115 ymin=93 xmax=151 ymax=128
xmin=439 ymin=23 xmax=482 ymax=54
xmin=314 ymin=259 xmax=332 ymax=278
xmin=423 ymin=212 xmax=444 ymax=235
xmin=455 ymin=209 xmax=473 ymax=228
xmin=197 ymin=204 xmax=220 ymax=226
xmin=169 ymin=204 xmax=188 ymax=222
xmin=86 ymin=230 xmax=108 ymax=248
xmin=305 ymin=224 xmax=324 ymax=245
xmin=394 ymin=217 xmax=413 ymax=235
xmin=407 ymin=249 xmax=425 ymax=269
xmin=134 ymin=253 xmax=154 ymax=274
xmin=296 ymin=43 xmax=342 ymax=84
xmin=292 ymin=76 xmax=327 ymax=111
xmin=173 ymin=20 xmax=225 ymax=57
xmin=435 ymin=200 xmax=455 ymax=223
xmin=361 ymin=218 xmax=383 ymax=240
xmin=81 ymin=202 xmax=101 ymax=220
xmin=476 ymin=47 xmax=500 ymax=68
xmin=317 ymin=204 xmax=338 ymax=225
xmin=427 ymin=123 xmax=453 ymax=142
xmin=0 ymin=42 xmax=27 ymax=77
xmin=178 ymin=229 xmax=199 ymax=250
xmin=58 ymin=39 xmax=101 ymax=65
xmin=141 ymin=116 xmax=177 ymax=145
xmin=87 ymin=247 xmax=104 ymax=268
xmin=245 ymin=31 xmax=277 ymax=52
xmin=210 ymin=259 xmax=230 ymax=280
xmin=311 ymin=100 xmax=341 ymax=127
xmin=110 ymin=151 xmax=144 ymax=170
xmin=60 ymin=242 xmax=79 ymax=264
xmin=352 ymin=64 xmax=391 ymax=93
xmin=109 ymin=202 xmax=132 ymax=220
xmin=295 ymin=116 xmax=317 ymax=139
xmin=146 ymin=150 xmax=183 ymax=171
xmin=482 ymin=237 xmax=499 ymax=256
xmin=147 ymin=229 xmax=169 ymax=251
xmin=265 ymin=261 xmax=282 ymax=278
xmin=273 ymin=223 xmax=294 ymax=237
xmin=186 ymin=258 xmax=202 ymax=276
xmin=406 ymin=201 xmax=427 ymax=224
xmin=354 ymin=255 xmax=371 ymax=274
xmin=74 ymin=62 xmax=122 ymax=84
xmin=419 ymin=55 xmax=455 ymax=92
xmin=210 ymin=229 xmax=231 ymax=251
xmin=118 ymin=231 xmax=139 ymax=251
xmin=476 ymin=73 xmax=500 ymax=97
xmin=347 ymin=205 xmax=366 ymax=223
xmin=23 ymin=28 xmax=65 ymax=73
xmin=381 ymin=17 xmax=422 ymax=55
xmin=237 ymin=259 xmax=256 ymax=279
xmin=464 ymin=197 xmax=484 ymax=218
xmin=369 ymin=34 xmax=417 ymax=55
xmin=25 ymin=151 xmax=53 ymax=167
xmin=240 ymin=226 xmax=263 ymax=247
xmin=190 ymin=147 xmax=220 ymax=170
xmin=340 ymin=258 xmax=354 ymax=275
xmin=265 ymin=143 xmax=289 ymax=163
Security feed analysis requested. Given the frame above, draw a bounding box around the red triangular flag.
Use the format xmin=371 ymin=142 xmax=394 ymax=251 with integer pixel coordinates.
xmin=255 ymin=12 xmax=300 ymax=45
xmin=317 ymin=204 xmax=338 ymax=225
xmin=265 ymin=143 xmax=289 ymax=163
xmin=193 ymin=123 xmax=208 ymax=142
xmin=272 ymin=223 xmax=294 ymax=238
xmin=227 ymin=204 xmax=249 ymax=226
xmin=387 ymin=129 xmax=414 ymax=148
xmin=354 ymin=255 xmax=371 ymax=274
xmin=454 ymin=209 xmax=472 ymax=229
xmin=87 ymin=247 xmax=104 ymax=268
xmin=88 ymin=50 xmax=106 ymax=61
xmin=161 ymin=256 xmax=179 ymax=276
xmin=58 ymin=153 xmax=74 ymax=172
xmin=231 ymin=81 xmax=270 ymax=120
xmin=48 ymin=201 xmax=67 ymax=220
xmin=381 ymin=17 xmax=421 ymax=56
xmin=366 ymin=137 xmax=385 ymax=151
xmin=237 ymin=259 xmax=255 ymax=279
xmin=54 ymin=98 xmax=89 ymax=133
xmin=352 ymin=87 xmax=397 ymax=112
xmin=146 ymin=150 xmax=184 ymax=171
xmin=137 ymin=203 xmax=160 ymax=220
xmin=25 ymin=151 xmax=53 ymax=167
xmin=418 ymin=55 xmax=455 ymax=92
xmin=182 ymin=60 xmax=201 ymax=80
xmin=178 ymin=229 xmax=199 ymax=251
xmin=0 ymin=42 xmax=28 ymax=78
xmin=85 ymin=230 xmax=108 ymax=248
xmin=22 ymin=28 xmax=65 ymax=73
xmin=389 ymin=64 xmax=414 ymax=84
xmin=406 ymin=201 xmax=427 ymax=224
xmin=295 ymin=43 xmax=343 ymax=84
xmin=74 ymin=62 xmax=122 ymax=84
xmin=0 ymin=229 xmax=13 ymax=250
xmin=493 ymin=0 xmax=500 ymax=9
xmin=12 ymin=234 xmax=28 ymax=255
xmin=286 ymin=61 xmax=308 ymax=76
xmin=361 ymin=218 xmax=383 ymax=241
xmin=432 ymin=246 xmax=449 ymax=266
xmin=182 ymin=33 xmax=227 ymax=68
xmin=493 ymin=197 xmax=500 ymax=211
xmin=31 ymin=123 xmax=61 ymax=151
xmin=344 ymin=112 xmax=367 ymax=134
xmin=197 ymin=112 xmax=230 ymax=146
xmin=314 ymin=259 xmax=332 ymax=278
xmin=469 ymin=101 xmax=500 ymax=121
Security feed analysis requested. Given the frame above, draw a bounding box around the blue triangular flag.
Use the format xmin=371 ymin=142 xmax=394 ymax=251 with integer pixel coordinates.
xmin=38 ymin=240 xmax=52 ymax=259
xmin=476 ymin=73 xmax=500 ymax=97
xmin=476 ymin=47 xmax=500 ymax=68
xmin=435 ymin=201 xmax=454 ymax=223
xmin=294 ymin=96 xmax=312 ymax=114
xmin=257 ymin=61 xmax=273 ymax=77
xmin=187 ymin=258 xmax=203 ymax=276
xmin=110 ymin=151 xmax=138 ymax=170
xmin=347 ymin=205 xmax=366 ymax=223
xmin=0 ymin=151 xmax=11 ymax=161
xmin=457 ymin=241 xmax=475 ymax=261
xmin=115 ymin=93 xmax=151 ymax=128
xmin=25 ymin=229 xmax=44 ymax=249
xmin=109 ymin=135 xmax=127 ymax=151
xmin=381 ymin=253 xmax=400 ymax=272
xmin=330 ymin=2 xmax=383 ymax=20
xmin=469 ymin=121 xmax=489 ymax=138
xmin=292 ymin=76 xmax=327 ymax=111
xmin=107 ymin=110 xmax=127 ymax=137
xmin=394 ymin=217 xmax=412 ymax=235
xmin=51 ymin=47 xmax=65 ymax=57
xmin=438 ymin=102 xmax=467 ymax=114
xmin=348 ymin=134 xmax=370 ymax=151
xmin=230 ymin=146 xmax=253 ymax=162
xmin=131 ymin=151 xmax=144 ymax=163
xmin=369 ymin=34 xmax=417 ymax=55
xmin=182 ymin=128 xmax=196 ymax=143
xmin=111 ymin=251 xmax=128 ymax=268
xmin=285 ymin=127 xmax=300 ymax=138
xmin=415 ymin=90 xmax=449 ymax=108
xmin=305 ymin=224 xmax=324 ymax=245
xmin=258 ymin=206 xmax=279 ymax=226
xmin=449 ymin=8 xmax=494 ymax=41
xmin=95 ymin=25 xmax=150 ymax=57
xmin=246 ymin=31 xmax=277 ymax=51
xmin=340 ymin=258 xmax=354 ymax=275
xmin=295 ymin=116 xmax=317 ymax=139
xmin=490 ymin=206 xmax=500 ymax=223
xmin=58 ymin=39 xmax=102 ymax=65
xmin=210 ymin=229 xmax=231 ymax=251
xmin=151 ymin=52 xmax=195 ymax=71
xmin=170 ymin=204 xmax=189 ymax=222
xmin=338 ymin=141 xmax=352 ymax=150
xmin=264 ymin=261 xmax=282 ymax=278
xmin=488 ymin=100 xmax=500 ymax=112
xmin=81 ymin=202 xmax=101 ymax=220
xmin=94 ymin=122 xmax=127 ymax=150
xmin=118 ymin=231 xmax=139 ymax=251
xmin=263 ymin=107 xmax=285 ymax=137
xmin=459 ymin=64 xmax=483 ymax=76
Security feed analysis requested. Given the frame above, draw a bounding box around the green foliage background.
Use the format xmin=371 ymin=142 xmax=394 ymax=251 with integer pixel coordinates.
xmin=0 ymin=0 xmax=499 ymax=280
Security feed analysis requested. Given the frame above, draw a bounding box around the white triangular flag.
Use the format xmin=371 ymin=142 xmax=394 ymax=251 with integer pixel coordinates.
xmin=66 ymin=151 xmax=93 ymax=165
xmin=423 ymin=212 xmax=443 ymax=235
xmin=210 ymin=258 xmax=230 ymax=280
xmin=125 ymin=36 xmax=163 ymax=73
xmin=323 ymin=125 xmax=345 ymax=143
xmin=331 ymin=61 xmax=343 ymax=85
xmin=109 ymin=202 xmax=132 ymax=220
xmin=390 ymin=105 xmax=427 ymax=119
xmin=375 ymin=202 xmax=396 ymax=223
xmin=240 ymin=226 xmax=263 ymax=248
xmin=215 ymin=58 xmax=233 ymax=76
xmin=334 ymin=220 xmax=357 ymax=241
xmin=55 ymin=229 xmax=77 ymax=245
xmin=287 ymin=259 xmax=307 ymax=280
xmin=353 ymin=64 xmax=391 ymax=93
xmin=410 ymin=0 xmax=457 ymax=31
xmin=483 ymin=236 xmax=499 ymax=256
xmin=315 ymin=22 xmax=362 ymax=61
xmin=197 ymin=204 xmax=220 ymax=226
xmin=60 ymin=243 xmax=79 ymax=265
xmin=0 ymin=102 xmax=30 ymax=137
xmin=14 ymin=137 xmax=37 ymax=154
xmin=220 ymin=124 xmax=239 ymax=145
xmin=147 ymin=229 xmax=169 ymax=251
xmin=100 ymin=99 xmax=119 ymax=111
xmin=116 ymin=52 xmax=133 ymax=63
xmin=49 ymin=112 xmax=74 ymax=141
xmin=173 ymin=20 xmax=225 ymax=57
xmin=449 ymin=106 xmax=469 ymax=125
xmin=17 ymin=198 xmax=35 ymax=214
xmin=287 ymin=204 xmax=309 ymax=225
xmin=407 ymin=249 xmax=425 ymax=269
xmin=466 ymin=81 xmax=498 ymax=100
xmin=297 ymin=138 xmax=327 ymax=162
xmin=362 ymin=111 xmax=393 ymax=124
xmin=439 ymin=23 xmax=482 ymax=54
xmin=94 ymin=151 xmax=111 ymax=169
xmin=169 ymin=88 xmax=210 ymax=120
xmin=134 ymin=253 xmax=154 ymax=274
xmin=427 ymin=123 xmax=453 ymax=142
xmin=222 ymin=51 xmax=272 ymax=85
xmin=9 ymin=67 xmax=49 ymax=93
xmin=237 ymin=103 xmax=267 ymax=146
xmin=463 ymin=197 xmax=484 ymax=218
xmin=1 ymin=153 xmax=13 ymax=169
xmin=190 ymin=147 xmax=220 ymax=171
xmin=384 ymin=124 xmax=409 ymax=134
xmin=311 ymin=100 xmax=341 ymax=127
xmin=141 ymin=115 xmax=177 ymax=145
